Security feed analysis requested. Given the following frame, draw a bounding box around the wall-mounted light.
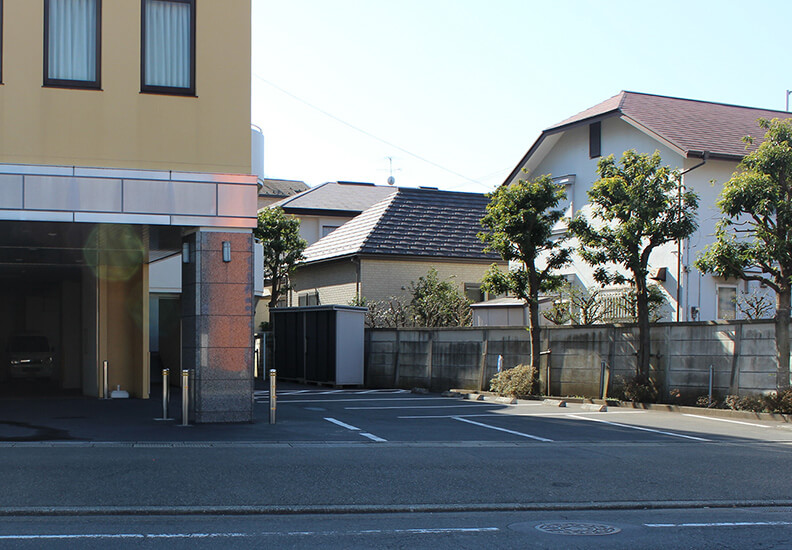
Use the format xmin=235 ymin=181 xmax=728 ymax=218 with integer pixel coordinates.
xmin=182 ymin=242 xmax=190 ymax=263
xmin=222 ymin=241 xmax=231 ymax=262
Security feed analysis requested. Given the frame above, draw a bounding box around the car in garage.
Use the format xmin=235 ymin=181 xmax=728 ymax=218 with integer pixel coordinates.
xmin=7 ymin=334 xmax=55 ymax=380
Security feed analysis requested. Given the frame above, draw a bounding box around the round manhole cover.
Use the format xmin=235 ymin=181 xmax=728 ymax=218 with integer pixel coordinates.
xmin=533 ymin=522 xmax=621 ymax=536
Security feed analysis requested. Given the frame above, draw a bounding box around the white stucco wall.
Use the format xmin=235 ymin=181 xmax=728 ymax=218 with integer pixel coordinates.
xmin=520 ymin=116 xmax=755 ymax=322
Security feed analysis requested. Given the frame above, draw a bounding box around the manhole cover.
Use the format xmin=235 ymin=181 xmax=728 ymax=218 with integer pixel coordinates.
xmin=533 ymin=522 xmax=621 ymax=536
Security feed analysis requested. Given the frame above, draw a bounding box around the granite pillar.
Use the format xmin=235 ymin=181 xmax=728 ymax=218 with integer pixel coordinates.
xmin=181 ymin=230 xmax=254 ymax=423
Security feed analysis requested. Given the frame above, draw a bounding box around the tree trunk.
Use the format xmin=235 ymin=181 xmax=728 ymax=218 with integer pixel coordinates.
xmin=776 ymin=286 xmax=791 ymax=391
xmin=528 ymin=270 xmax=541 ymax=393
xmin=268 ymin=278 xmax=279 ymax=309
xmin=635 ymin=277 xmax=651 ymax=377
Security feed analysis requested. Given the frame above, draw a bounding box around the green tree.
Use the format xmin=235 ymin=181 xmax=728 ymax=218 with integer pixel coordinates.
xmin=479 ymin=174 xmax=571 ymax=373
xmin=569 ymin=150 xmax=698 ymax=377
xmin=253 ymin=207 xmax=307 ymax=309
xmin=409 ymin=268 xmax=471 ymax=327
xmin=696 ymin=118 xmax=792 ymax=390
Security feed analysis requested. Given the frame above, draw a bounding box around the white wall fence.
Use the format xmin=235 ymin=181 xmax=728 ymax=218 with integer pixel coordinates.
xmin=365 ymin=320 xmax=779 ymax=399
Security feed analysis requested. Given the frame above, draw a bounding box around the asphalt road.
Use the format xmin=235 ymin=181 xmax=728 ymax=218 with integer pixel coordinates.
xmin=1 ymin=386 xmax=792 ymax=547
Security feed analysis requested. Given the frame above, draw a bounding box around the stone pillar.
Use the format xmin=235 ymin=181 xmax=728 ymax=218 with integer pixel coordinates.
xmin=181 ymin=229 xmax=254 ymax=423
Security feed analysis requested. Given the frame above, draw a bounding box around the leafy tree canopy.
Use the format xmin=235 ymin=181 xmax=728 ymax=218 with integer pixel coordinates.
xmin=253 ymin=207 xmax=307 ymax=308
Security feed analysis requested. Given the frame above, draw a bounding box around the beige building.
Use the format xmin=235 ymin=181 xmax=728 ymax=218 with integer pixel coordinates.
xmin=0 ymin=0 xmax=256 ymax=422
xmin=290 ymin=187 xmax=506 ymax=310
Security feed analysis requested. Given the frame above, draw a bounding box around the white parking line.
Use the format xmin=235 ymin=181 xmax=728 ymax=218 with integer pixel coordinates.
xmin=324 ymin=418 xmax=360 ymax=431
xmin=360 ymin=432 xmax=388 ymax=442
xmin=398 ymin=411 xmax=647 ymax=419
xmin=646 ymin=521 xmax=792 ymax=528
xmin=276 ymin=397 xmax=458 ymax=404
xmin=345 ymin=404 xmax=493 ymax=410
xmin=681 ymin=414 xmax=772 ymax=428
xmin=451 ymin=416 xmax=553 ymax=442
xmin=324 ymin=418 xmax=387 ymax=442
xmin=565 ymin=414 xmax=711 ymax=441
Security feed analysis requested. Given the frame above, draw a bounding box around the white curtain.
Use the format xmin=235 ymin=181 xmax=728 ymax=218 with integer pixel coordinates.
xmin=47 ymin=0 xmax=97 ymax=82
xmin=144 ymin=0 xmax=191 ymax=89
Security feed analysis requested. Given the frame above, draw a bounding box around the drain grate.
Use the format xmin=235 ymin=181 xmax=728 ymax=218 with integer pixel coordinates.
xmin=534 ymin=522 xmax=621 ymax=536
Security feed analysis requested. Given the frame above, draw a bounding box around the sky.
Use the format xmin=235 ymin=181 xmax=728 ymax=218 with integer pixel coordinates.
xmin=251 ymin=0 xmax=792 ymax=194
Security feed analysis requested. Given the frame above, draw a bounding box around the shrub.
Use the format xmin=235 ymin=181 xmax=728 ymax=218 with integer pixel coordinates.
xmin=762 ymin=388 xmax=792 ymax=414
xmin=614 ymin=373 xmax=658 ymax=403
xmin=736 ymin=394 xmax=765 ymax=413
xmin=489 ymin=364 xmax=538 ymax=398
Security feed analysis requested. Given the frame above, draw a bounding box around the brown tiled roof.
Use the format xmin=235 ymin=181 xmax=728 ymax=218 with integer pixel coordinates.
xmin=548 ymin=91 xmax=792 ymax=159
xmin=258 ymin=178 xmax=308 ymax=198
xmin=301 ymin=188 xmax=501 ymax=264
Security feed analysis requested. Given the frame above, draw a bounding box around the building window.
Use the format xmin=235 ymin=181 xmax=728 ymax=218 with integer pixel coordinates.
xmin=717 ymin=286 xmax=737 ymax=320
xmin=44 ymin=0 xmax=101 ymax=88
xmin=1 ymin=0 xmax=4 ymax=83
xmin=464 ymin=283 xmax=484 ymax=303
xmin=321 ymin=225 xmax=341 ymax=238
xmin=298 ymin=291 xmax=319 ymax=307
xmin=589 ymin=121 xmax=601 ymax=158
xmin=141 ymin=0 xmax=195 ymax=95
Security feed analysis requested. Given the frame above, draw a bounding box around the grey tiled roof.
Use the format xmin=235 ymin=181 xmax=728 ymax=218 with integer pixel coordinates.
xmin=548 ymin=91 xmax=792 ymax=159
xmin=258 ymin=178 xmax=309 ymax=198
xmin=301 ymin=188 xmax=502 ymax=264
xmin=272 ymin=181 xmax=397 ymax=213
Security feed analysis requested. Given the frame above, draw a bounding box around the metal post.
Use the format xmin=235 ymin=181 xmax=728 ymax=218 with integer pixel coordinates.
xmin=496 ymin=355 xmax=503 ymax=373
xmin=600 ymin=360 xmax=607 ymax=399
xmin=708 ymin=364 xmax=714 ymax=406
xmin=155 ymin=369 xmax=173 ymax=421
xmin=262 ymin=333 xmax=267 ymax=380
xmin=269 ymin=369 xmax=277 ymax=424
xmin=181 ymin=369 xmax=190 ymax=426
xmin=102 ymin=360 xmax=109 ymax=400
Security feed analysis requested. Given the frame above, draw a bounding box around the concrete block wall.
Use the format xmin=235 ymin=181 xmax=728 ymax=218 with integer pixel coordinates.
xmin=365 ymin=320 xmax=782 ymax=399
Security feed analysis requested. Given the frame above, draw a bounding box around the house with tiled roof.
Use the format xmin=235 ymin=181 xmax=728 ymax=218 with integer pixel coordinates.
xmin=271 ymin=181 xmax=397 ymax=247
xmin=289 ymin=187 xmax=506 ymax=307
xmin=507 ymin=91 xmax=792 ymax=322
xmin=257 ymin=178 xmax=309 ymax=210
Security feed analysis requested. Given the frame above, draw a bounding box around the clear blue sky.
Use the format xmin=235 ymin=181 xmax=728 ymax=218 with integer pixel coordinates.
xmin=252 ymin=0 xmax=792 ymax=193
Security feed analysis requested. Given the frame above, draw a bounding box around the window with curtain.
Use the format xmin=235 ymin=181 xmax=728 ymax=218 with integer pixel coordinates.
xmin=1 ymin=0 xmax=4 ymax=83
xmin=141 ymin=0 xmax=195 ymax=95
xmin=44 ymin=0 xmax=101 ymax=88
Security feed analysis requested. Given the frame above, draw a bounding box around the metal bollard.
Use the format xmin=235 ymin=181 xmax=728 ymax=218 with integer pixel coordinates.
xmin=708 ymin=364 xmax=714 ymax=406
xmin=181 ymin=369 xmax=190 ymax=426
xmin=103 ymin=360 xmax=109 ymax=400
xmin=269 ymin=369 xmax=277 ymax=424
xmin=155 ymin=369 xmax=173 ymax=421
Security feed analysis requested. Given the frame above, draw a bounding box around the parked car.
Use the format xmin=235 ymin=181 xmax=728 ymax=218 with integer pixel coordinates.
xmin=7 ymin=334 xmax=55 ymax=380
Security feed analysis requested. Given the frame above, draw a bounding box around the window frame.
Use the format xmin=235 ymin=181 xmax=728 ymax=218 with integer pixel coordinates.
xmin=43 ymin=0 xmax=102 ymax=90
xmin=0 ymin=0 xmax=4 ymax=84
xmin=589 ymin=121 xmax=602 ymax=158
xmin=716 ymin=284 xmax=738 ymax=321
xmin=140 ymin=0 xmax=196 ymax=96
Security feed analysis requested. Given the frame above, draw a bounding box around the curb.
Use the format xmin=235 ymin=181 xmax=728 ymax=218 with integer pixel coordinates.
xmin=2 ymin=499 xmax=791 ymax=517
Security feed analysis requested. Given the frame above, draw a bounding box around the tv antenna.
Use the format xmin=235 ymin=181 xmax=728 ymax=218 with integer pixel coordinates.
xmin=384 ymin=156 xmax=401 ymax=185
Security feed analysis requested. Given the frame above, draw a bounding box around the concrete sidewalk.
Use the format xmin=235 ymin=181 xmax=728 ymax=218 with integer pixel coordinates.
xmin=0 ymin=380 xmax=316 ymax=443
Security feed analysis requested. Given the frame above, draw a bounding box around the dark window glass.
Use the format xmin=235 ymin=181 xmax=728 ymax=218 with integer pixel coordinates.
xmin=589 ymin=121 xmax=601 ymax=158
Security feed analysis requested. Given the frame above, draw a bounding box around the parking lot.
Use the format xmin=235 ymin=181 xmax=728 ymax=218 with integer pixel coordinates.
xmin=254 ymin=385 xmax=792 ymax=447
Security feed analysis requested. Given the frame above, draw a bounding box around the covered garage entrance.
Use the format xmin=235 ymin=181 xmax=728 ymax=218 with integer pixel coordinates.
xmin=0 ymin=220 xmax=181 ymax=399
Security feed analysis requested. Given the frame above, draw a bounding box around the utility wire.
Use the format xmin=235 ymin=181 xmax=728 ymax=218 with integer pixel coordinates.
xmin=253 ymin=74 xmax=492 ymax=189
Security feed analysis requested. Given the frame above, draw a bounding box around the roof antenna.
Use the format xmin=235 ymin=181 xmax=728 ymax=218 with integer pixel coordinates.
xmin=385 ymin=156 xmax=400 ymax=185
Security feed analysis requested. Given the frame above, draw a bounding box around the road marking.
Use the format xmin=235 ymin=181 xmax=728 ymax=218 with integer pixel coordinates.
xmin=324 ymin=418 xmax=386 ymax=442
xmin=646 ymin=521 xmax=792 ymax=528
xmin=452 ymin=416 xmax=553 ymax=442
xmin=681 ymin=414 xmax=772 ymax=428
xmin=566 ymin=414 xmax=711 ymax=441
xmin=346 ymin=404 xmax=493 ymax=410
xmin=273 ymin=397 xmax=459 ymax=404
xmin=398 ymin=411 xmax=647 ymax=419
xmin=324 ymin=418 xmax=360 ymax=431
xmin=0 ymin=527 xmax=499 ymax=540
xmin=360 ymin=432 xmax=387 ymax=442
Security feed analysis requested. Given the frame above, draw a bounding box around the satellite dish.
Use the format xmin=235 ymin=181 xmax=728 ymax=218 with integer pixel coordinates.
xmin=387 ymin=175 xmax=395 ymax=185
